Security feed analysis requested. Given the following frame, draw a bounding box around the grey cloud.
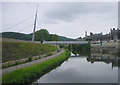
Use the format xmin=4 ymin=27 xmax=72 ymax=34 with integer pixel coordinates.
xmin=2 ymin=2 xmax=117 ymax=38
xmin=44 ymin=3 xmax=86 ymax=22
xmin=43 ymin=2 xmax=117 ymax=23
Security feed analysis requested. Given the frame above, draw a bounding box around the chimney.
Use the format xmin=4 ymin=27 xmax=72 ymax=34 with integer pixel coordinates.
xmin=85 ymin=31 xmax=87 ymax=37
xmin=90 ymin=32 xmax=93 ymax=36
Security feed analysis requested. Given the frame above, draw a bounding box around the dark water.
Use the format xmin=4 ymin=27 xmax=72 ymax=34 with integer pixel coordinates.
xmin=33 ymin=53 xmax=118 ymax=83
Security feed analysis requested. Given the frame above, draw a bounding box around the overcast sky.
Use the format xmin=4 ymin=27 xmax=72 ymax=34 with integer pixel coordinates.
xmin=2 ymin=2 xmax=118 ymax=39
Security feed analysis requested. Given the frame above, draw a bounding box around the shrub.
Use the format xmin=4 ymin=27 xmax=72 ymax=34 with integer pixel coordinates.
xmin=8 ymin=61 xmax=11 ymax=67
xmin=15 ymin=61 xmax=19 ymax=65
xmin=28 ymin=56 xmax=33 ymax=62
xmin=46 ymin=51 xmax=53 ymax=57
xmin=57 ymin=50 xmax=60 ymax=52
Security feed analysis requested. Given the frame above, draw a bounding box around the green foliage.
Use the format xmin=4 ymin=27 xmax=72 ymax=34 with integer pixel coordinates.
xmin=2 ymin=30 xmax=74 ymax=41
xmin=49 ymin=34 xmax=60 ymax=41
xmin=2 ymin=42 xmax=58 ymax=63
xmin=58 ymin=36 xmax=74 ymax=41
xmin=68 ymin=45 xmax=72 ymax=51
xmin=57 ymin=50 xmax=60 ymax=52
xmin=46 ymin=51 xmax=53 ymax=57
xmin=59 ymin=45 xmax=65 ymax=48
xmin=28 ymin=56 xmax=33 ymax=62
xmin=35 ymin=29 xmax=50 ymax=42
xmin=68 ymin=43 xmax=90 ymax=56
xmin=77 ymin=37 xmax=82 ymax=39
xmin=2 ymin=32 xmax=32 ymax=40
xmin=2 ymin=50 xmax=70 ymax=83
xmin=35 ymin=29 xmax=60 ymax=42
xmin=86 ymin=38 xmax=92 ymax=41
xmin=15 ymin=61 xmax=19 ymax=65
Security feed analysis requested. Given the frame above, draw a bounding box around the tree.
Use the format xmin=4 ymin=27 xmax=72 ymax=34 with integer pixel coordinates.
xmin=86 ymin=38 xmax=92 ymax=41
xmin=35 ymin=29 xmax=50 ymax=42
xmin=49 ymin=34 xmax=60 ymax=41
xmin=78 ymin=37 xmax=82 ymax=39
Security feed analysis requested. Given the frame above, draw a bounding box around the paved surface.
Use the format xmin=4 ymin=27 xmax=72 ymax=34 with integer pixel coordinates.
xmin=43 ymin=41 xmax=88 ymax=44
xmin=43 ymin=41 xmax=102 ymax=45
xmin=2 ymin=50 xmax=64 ymax=74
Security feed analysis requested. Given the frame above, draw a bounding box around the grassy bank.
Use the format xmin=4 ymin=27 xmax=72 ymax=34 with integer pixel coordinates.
xmin=3 ymin=41 xmax=58 ymax=63
xmin=2 ymin=50 xmax=70 ymax=84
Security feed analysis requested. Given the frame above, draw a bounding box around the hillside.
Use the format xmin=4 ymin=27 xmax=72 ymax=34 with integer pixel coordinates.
xmin=2 ymin=41 xmax=58 ymax=63
xmin=2 ymin=32 xmax=32 ymax=41
xmin=58 ymin=36 xmax=74 ymax=41
xmin=2 ymin=32 xmax=74 ymax=41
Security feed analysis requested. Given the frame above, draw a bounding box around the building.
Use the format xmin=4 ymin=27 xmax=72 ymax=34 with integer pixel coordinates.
xmin=84 ymin=28 xmax=120 ymax=41
xmin=110 ymin=28 xmax=119 ymax=40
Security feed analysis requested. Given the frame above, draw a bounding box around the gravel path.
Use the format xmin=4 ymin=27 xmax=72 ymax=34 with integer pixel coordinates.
xmin=2 ymin=50 xmax=64 ymax=74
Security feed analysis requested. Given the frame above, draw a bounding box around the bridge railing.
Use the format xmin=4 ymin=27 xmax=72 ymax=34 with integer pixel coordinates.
xmin=43 ymin=41 xmax=89 ymax=44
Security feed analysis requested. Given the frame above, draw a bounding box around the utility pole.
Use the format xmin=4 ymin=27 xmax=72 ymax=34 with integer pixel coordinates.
xmin=32 ymin=4 xmax=38 ymax=42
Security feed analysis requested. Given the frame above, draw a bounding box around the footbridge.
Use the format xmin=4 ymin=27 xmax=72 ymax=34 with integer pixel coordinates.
xmin=43 ymin=41 xmax=99 ymax=45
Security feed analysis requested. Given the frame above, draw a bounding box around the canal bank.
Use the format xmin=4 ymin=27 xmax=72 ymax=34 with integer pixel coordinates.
xmin=2 ymin=50 xmax=63 ymax=74
xmin=32 ymin=42 xmax=118 ymax=83
xmin=2 ymin=49 xmax=70 ymax=84
xmin=33 ymin=53 xmax=118 ymax=83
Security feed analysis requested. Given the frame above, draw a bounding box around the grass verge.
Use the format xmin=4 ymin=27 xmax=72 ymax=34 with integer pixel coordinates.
xmin=3 ymin=42 xmax=58 ymax=63
xmin=2 ymin=49 xmax=70 ymax=84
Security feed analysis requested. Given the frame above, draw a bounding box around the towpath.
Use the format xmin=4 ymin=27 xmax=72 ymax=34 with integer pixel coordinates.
xmin=2 ymin=50 xmax=64 ymax=74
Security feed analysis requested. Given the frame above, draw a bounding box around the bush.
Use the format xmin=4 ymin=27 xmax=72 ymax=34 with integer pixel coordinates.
xmin=15 ymin=61 xmax=19 ymax=65
xmin=28 ymin=56 xmax=33 ymax=62
xmin=57 ymin=50 xmax=60 ymax=52
xmin=46 ymin=51 xmax=53 ymax=57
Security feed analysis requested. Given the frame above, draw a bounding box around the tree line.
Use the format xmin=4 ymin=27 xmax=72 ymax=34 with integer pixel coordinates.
xmin=2 ymin=29 xmax=74 ymax=41
xmin=35 ymin=29 xmax=60 ymax=42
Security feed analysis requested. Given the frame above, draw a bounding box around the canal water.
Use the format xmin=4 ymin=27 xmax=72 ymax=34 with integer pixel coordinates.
xmin=33 ymin=53 xmax=118 ymax=83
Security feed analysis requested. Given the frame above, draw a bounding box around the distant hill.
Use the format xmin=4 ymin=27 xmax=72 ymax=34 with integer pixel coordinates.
xmin=2 ymin=32 xmax=32 ymax=41
xmin=2 ymin=32 xmax=74 ymax=41
xmin=58 ymin=36 xmax=74 ymax=41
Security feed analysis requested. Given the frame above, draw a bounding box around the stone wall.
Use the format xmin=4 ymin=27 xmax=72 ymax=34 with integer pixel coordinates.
xmin=1 ymin=51 xmax=57 ymax=68
xmin=91 ymin=40 xmax=118 ymax=55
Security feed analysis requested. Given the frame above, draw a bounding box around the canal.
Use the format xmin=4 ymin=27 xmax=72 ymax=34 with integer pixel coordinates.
xmin=33 ymin=56 xmax=118 ymax=83
xmin=33 ymin=44 xmax=118 ymax=83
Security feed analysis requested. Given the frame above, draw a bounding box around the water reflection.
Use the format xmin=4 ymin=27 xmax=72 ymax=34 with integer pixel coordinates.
xmin=33 ymin=45 xmax=118 ymax=83
xmin=69 ymin=44 xmax=119 ymax=68
xmin=69 ymin=44 xmax=91 ymax=56
xmin=87 ymin=54 xmax=118 ymax=69
xmin=33 ymin=55 xmax=118 ymax=83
